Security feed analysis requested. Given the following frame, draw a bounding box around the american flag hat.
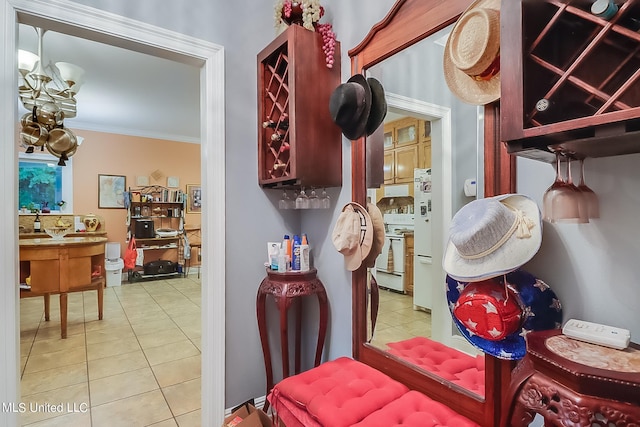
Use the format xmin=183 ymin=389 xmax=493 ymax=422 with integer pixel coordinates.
xmin=446 ymin=270 xmax=563 ymax=360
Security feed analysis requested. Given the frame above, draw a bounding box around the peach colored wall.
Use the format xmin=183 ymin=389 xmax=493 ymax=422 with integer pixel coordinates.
xmin=70 ymin=129 xmax=201 ymax=257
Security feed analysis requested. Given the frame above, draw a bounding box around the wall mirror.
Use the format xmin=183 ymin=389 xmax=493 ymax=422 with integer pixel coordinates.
xmin=349 ymin=0 xmax=515 ymax=425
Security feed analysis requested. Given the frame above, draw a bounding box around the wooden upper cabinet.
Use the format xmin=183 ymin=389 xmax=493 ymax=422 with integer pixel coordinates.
xmin=501 ymin=0 xmax=640 ymax=162
xmin=257 ymin=25 xmax=342 ymax=188
xmin=395 ymin=144 xmax=419 ymax=183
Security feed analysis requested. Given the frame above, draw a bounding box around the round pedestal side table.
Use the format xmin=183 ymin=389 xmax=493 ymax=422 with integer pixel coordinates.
xmin=256 ymin=268 xmax=328 ymax=410
xmin=501 ymin=329 xmax=640 ymax=427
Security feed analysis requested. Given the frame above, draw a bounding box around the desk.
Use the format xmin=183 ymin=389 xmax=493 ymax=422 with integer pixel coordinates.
xmin=256 ymin=268 xmax=328 ymax=409
xmin=501 ymin=330 xmax=640 ymax=426
xmin=19 ymin=237 xmax=107 ymax=339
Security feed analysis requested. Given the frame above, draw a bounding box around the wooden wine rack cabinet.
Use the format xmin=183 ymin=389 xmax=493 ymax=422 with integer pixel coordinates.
xmin=257 ymin=24 xmax=342 ymax=188
xmin=501 ymin=0 xmax=640 ymax=162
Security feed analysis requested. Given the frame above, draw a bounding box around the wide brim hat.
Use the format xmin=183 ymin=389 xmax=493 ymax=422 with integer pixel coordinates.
xmin=443 ymin=194 xmax=542 ymax=282
xmin=443 ymin=0 xmax=500 ymax=105
xmin=446 ymin=269 xmax=563 ymax=360
xmin=362 ymin=202 xmax=385 ymax=269
xmin=332 ymin=202 xmax=373 ymax=271
xmin=329 ymin=74 xmax=372 ymax=140
xmin=365 ymin=77 xmax=388 ymax=136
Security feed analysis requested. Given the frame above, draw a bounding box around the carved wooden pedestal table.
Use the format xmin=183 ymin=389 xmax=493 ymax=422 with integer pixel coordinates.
xmin=256 ymin=268 xmax=328 ymax=410
xmin=501 ymin=329 xmax=640 ymax=427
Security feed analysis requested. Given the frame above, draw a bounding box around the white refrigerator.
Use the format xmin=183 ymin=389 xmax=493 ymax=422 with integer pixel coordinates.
xmin=413 ymin=168 xmax=433 ymax=310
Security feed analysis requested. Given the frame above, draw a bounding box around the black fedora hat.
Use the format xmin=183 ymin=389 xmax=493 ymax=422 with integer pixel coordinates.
xmin=365 ymin=77 xmax=387 ymax=136
xmin=329 ymin=74 xmax=372 ymax=140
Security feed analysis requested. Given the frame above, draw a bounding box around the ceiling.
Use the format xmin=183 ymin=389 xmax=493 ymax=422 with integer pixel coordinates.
xmin=18 ymin=24 xmax=201 ymax=143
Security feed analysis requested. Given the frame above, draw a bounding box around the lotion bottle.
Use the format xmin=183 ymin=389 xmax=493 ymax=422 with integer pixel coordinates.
xmin=292 ymin=234 xmax=301 ymax=271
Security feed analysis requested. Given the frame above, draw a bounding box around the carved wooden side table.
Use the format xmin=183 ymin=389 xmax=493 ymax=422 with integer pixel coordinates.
xmin=256 ymin=268 xmax=328 ymax=409
xmin=501 ymin=329 xmax=640 ymax=427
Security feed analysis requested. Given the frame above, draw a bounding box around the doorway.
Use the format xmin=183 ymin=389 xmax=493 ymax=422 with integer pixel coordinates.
xmin=1 ymin=0 xmax=226 ymax=425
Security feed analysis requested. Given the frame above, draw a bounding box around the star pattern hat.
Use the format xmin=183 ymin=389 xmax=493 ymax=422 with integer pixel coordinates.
xmin=446 ymin=269 xmax=563 ymax=360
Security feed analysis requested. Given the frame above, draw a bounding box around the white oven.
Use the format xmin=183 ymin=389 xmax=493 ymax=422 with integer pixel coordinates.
xmin=371 ymin=213 xmax=413 ymax=293
xmin=373 ymin=233 xmax=406 ymax=292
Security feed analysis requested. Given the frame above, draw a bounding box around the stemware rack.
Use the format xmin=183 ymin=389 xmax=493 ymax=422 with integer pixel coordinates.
xmin=257 ymin=24 xmax=342 ymax=188
xmin=501 ymin=0 xmax=640 ymax=162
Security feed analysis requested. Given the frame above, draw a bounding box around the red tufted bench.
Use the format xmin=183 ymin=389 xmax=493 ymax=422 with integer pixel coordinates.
xmin=386 ymin=337 xmax=485 ymax=397
xmin=267 ymin=357 xmax=481 ymax=427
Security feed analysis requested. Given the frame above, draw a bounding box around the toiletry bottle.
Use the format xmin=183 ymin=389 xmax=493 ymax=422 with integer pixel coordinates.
xmin=300 ymin=240 xmax=310 ymax=272
xmin=282 ymin=235 xmax=291 ymax=270
xmin=277 ymin=247 xmax=287 ymax=272
xmin=292 ymin=234 xmax=301 ymax=271
xmin=33 ymin=213 xmax=41 ymax=233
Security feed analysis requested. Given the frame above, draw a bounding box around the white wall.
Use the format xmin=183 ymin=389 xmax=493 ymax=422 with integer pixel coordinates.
xmin=518 ymin=155 xmax=640 ymax=339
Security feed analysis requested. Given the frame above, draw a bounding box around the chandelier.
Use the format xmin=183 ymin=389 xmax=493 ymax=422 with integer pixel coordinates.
xmin=18 ymin=27 xmax=84 ymax=165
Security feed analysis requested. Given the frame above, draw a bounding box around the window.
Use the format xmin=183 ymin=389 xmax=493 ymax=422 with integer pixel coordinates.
xmin=18 ymin=152 xmax=73 ymax=213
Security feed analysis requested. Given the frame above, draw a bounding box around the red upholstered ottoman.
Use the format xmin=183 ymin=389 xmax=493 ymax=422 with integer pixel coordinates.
xmin=268 ymin=357 xmax=409 ymax=427
xmin=386 ymin=337 xmax=485 ymax=397
xmin=352 ymin=390 xmax=481 ymax=427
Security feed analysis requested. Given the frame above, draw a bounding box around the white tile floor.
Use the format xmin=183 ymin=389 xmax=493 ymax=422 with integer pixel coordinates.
xmin=19 ymin=275 xmax=202 ymax=427
xmin=370 ymin=288 xmax=431 ymax=350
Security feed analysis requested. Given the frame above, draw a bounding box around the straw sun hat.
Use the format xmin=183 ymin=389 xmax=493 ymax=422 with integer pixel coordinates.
xmin=443 ymin=0 xmax=500 ymax=105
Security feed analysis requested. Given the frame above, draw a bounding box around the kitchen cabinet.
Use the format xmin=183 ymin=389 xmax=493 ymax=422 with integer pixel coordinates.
xmin=383 ymin=118 xmax=431 ymax=183
xmin=404 ymin=234 xmax=414 ymax=296
xmin=501 ymin=0 xmax=640 ymax=162
xmin=257 ymin=24 xmax=342 ymax=188
xmin=127 ymin=185 xmax=184 ymax=282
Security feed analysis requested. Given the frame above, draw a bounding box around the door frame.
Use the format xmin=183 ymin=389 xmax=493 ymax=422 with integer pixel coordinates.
xmin=0 ymin=0 xmax=226 ymax=425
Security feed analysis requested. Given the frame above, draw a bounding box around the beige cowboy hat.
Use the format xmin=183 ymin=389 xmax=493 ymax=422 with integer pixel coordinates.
xmin=362 ymin=202 xmax=385 ymax=269
xmin=443 ymin=0 xmax=500 ymax=105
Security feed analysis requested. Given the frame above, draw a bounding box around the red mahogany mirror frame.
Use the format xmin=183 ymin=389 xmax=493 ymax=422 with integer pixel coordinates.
xmin=348 ymin=0 xmax=516 ymax=425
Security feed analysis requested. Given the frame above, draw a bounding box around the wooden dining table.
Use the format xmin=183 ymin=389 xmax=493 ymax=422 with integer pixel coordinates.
xmin=19 ymin=236 xmax=107 ymax=338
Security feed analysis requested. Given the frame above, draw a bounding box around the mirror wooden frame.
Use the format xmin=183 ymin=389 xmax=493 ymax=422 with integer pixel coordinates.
xmin=348 ymin=0 xmax=516 ymax=425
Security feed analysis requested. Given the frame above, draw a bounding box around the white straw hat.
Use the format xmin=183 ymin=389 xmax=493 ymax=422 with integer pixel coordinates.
xmin=443 ymin=194 xmax=542 ymax=282
xmin=443 ymin=0 xmax=501 ymax=105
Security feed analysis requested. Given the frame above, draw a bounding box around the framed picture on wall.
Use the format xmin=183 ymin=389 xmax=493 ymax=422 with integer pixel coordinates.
xmin=186 ymin=184 xmax=201 ymax=213
xmin=98 ymin=174 xmax=126 ymax=209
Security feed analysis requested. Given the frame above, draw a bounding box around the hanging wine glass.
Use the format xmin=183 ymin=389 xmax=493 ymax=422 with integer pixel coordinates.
xmin=279 ymin=190 xmax=292 ymax=210
xmin=543 ymin=151 xmax=581 ymax=223
xmin=320 ymin=188 xmax=330 ymax=209
xmin=558 ymin=157 xmax=589 ymax=223
xmin=577 ymin=158 xmax=600 ymax=219
xmin=295 ymin=187 xmax=309 ymax=209
xmin=309 ymin=188 xmax=321 ymax=209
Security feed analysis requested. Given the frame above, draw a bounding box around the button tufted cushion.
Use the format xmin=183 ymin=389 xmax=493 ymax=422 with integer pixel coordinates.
xmin=386 ymin=337 xmax=485 ymax=397
xmin=269 ymin=357 xmax=409 ymax=427
xmin=352 ymin=390 xmax=482 ymax=427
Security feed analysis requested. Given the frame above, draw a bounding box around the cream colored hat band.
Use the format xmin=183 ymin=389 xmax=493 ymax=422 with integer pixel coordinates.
xmin=458 ymin=204 xmax=535 ymax=260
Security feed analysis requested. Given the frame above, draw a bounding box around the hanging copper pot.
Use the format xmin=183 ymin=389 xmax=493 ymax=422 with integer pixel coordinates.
xmin=45 ymin=128 xmax=78 ymax=165
xmin=20 ymin=122 xmax=49 ymax=148
xmin=35 ymin=102 xmax=64 ymax=129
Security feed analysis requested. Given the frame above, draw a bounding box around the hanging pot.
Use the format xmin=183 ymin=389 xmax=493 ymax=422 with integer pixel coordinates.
xmin=45 ymin=128 xmax=78 ymax=165
xmin=20 ymin=122 xmax=49 ymax=148
xmin=35 ymin=102 xmax=64 ymax=129
xmin=46 ymin=127 xmax=77 ymax=154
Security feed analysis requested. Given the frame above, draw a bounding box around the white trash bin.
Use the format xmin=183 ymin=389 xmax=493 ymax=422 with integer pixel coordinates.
xmin=105 ymin=243 xmax=124 ymax=287
xmin=105 ymin=258 xmax=124 ymax=287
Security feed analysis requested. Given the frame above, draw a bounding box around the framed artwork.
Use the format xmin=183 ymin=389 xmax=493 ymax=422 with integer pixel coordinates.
xmin=98 ymin=174 xmax=126 ymax=209
xmin=136 ymin=175 xmax=149 ymax=186
xmin=186 ymin=184 xmax=202 ymax=213
xmin=167 ymin=176 xmax=180 ymax=188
